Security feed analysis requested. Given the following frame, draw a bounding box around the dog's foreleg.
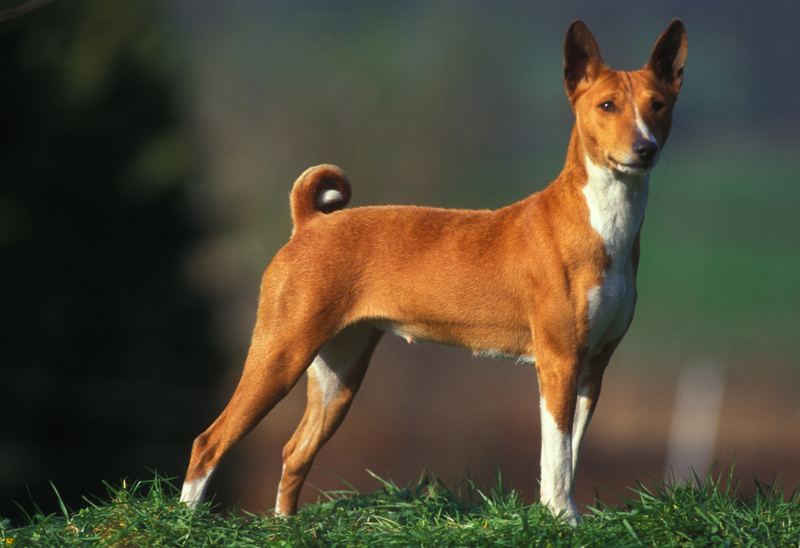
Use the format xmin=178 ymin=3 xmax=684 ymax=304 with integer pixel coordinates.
xmin=570 ymin=386 xmax=597 ymax=489
xmin=570 ymin=345 xmax=616 ymax=488
xmin=537 ymin=355 xmax=582 ymax=525
xmin=180 ymin=468 xmax=214 ymax=510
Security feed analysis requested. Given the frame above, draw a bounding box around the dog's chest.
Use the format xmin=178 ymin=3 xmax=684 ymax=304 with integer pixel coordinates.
xmin=585 ymin=263 xmax=633 ymax=352
xmin=581 ymin=161 xmax=649 ymax=352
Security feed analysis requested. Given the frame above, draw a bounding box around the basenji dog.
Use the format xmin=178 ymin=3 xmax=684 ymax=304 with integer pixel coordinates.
xmin=180 ymin=19 xmax=687 ymax=524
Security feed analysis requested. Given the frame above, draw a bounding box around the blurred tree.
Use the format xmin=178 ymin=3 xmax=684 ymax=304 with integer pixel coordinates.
xmin=0 ymin=0 xmax=225 ymax=521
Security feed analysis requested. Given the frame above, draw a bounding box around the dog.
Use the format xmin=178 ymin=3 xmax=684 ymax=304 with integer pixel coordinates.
xmin=180 ymin=19 xmax=687 ymax=525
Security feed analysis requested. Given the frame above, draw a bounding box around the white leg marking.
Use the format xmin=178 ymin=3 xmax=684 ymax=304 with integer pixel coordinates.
xmin=180 ymin=468 xmax=215 ymax=509
xmin=275 ymin=463 xmax=287 ymax=515
xmin=311 ymin=352 xmax=344 ymax=409
xmin=571 ymin=384 xmax=594 ymax=485
xmin=539 ymin=397 xmax=581 ymax=525
xmin=310 ymin=322 xmax=377 ymax=408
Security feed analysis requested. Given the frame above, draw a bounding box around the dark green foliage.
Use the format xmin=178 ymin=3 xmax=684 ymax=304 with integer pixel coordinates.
xmin=0 ymin=0 xmax=224 ymax=520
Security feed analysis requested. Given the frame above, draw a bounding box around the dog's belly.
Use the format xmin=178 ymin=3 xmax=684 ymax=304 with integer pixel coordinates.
xmin=368 ymin=316 xmax=533 ymax=362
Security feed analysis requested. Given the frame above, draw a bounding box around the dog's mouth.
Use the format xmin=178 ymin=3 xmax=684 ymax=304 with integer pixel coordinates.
xmin=607 ymin=155 xmax=656 ymax=175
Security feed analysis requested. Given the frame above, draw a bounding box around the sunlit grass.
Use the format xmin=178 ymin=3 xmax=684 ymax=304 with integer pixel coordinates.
xmin=3 ymin=467 xmax=800 ymax=547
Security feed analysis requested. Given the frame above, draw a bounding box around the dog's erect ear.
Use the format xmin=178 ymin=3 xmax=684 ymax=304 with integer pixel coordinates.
xmin=563 ymin=20 xmax=605 ymax=99
xmin=646 ymin=19 xmax=688 ymax=95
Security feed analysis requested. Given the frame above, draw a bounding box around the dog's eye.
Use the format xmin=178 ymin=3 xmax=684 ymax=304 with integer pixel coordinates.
xmin=599 ymin=101 xmax=616 ymax=112
xmin=651 ymin=100 xmax=665 ymax=113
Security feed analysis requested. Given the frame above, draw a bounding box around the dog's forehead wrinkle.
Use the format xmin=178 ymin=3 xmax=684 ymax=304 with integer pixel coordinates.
xmin=621 ymin=72 xmax=643 ymax=108
xmin=595 ymin=71 xmax=637 ymax=106
xmin=624 ymin=72 xmax=633 ymax=100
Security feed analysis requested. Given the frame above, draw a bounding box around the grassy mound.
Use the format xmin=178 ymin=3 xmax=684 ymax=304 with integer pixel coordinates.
xmin=3 ymin=468 xmax=799 ymax=547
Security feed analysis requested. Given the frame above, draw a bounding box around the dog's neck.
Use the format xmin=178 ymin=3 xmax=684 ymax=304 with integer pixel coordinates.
xmin=561 ymin=125 xmax=650 ymax=265
xmin=582 ymin=155 xmax=648 ymax=262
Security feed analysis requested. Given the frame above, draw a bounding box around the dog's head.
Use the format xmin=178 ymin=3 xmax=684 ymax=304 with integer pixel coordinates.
xmin=563 ymin=20 xmax=688 ymax=175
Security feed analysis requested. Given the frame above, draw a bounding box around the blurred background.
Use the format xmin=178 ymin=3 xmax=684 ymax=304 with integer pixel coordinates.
xmin=1 ymin=0 xmax=798 ymax=522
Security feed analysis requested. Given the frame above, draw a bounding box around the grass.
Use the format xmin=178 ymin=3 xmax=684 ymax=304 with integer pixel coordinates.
xmin=3 ymin=468 xmax=800 ymax=547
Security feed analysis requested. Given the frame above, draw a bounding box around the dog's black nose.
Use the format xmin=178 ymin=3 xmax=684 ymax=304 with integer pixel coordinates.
xmin=633 ymin=139 xmax=658 ymax=162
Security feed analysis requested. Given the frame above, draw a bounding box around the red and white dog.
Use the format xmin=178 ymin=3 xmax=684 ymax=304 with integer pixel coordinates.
xmin=180 ymin=20 xmax=687 ymax=524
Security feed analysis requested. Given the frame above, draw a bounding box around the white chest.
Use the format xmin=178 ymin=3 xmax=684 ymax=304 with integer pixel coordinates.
xmin=585 ymin=257 xmax=636 ymax=352
xmin=582 ymin=157 xmax=648 ymax=353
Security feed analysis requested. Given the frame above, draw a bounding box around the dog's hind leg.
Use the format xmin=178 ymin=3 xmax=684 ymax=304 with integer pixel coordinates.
xmin=180 ymin=311 xmax=337 ymax=509
xmin=275 ymin=322 xmax=384 ymax=515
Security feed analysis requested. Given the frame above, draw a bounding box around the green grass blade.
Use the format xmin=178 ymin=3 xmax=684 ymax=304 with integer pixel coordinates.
xmin=5 ymin=466 xmax=800 ymax=546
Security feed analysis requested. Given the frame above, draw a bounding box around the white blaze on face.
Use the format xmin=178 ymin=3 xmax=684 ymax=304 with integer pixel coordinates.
xmin=634 ymin=105 xmax=660 ymax=164
xmin=634 ymin=105 xmax=657 ymax=142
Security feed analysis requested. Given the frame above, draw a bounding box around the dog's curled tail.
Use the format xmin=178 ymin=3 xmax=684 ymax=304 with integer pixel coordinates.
xmin=290 ymin=164 xmax=352 ymax=233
